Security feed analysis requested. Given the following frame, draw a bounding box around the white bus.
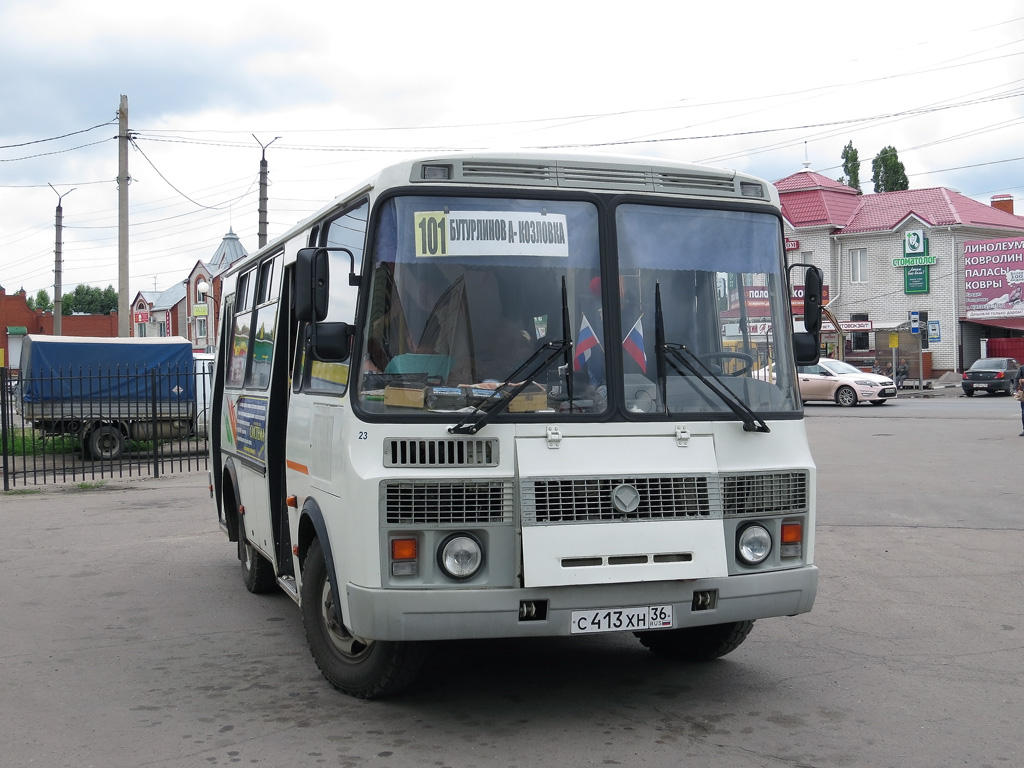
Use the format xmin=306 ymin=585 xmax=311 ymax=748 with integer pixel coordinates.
xmin=210 ymin=152 xmax=824 ymax=698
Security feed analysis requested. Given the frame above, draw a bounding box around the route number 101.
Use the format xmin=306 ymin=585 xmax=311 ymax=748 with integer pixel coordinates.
xmin=415 ymin=212 xmax=448 ymax=257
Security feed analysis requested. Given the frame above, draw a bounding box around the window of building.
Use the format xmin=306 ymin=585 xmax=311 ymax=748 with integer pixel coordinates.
xmin=158 ymin=321 xmax=167 ymax=337
xmin=851 ymin=312 xmax=869 ymax=351
xmin=196 ymin=280 xmax=208 ymax=303
xmin=196 ymin=317 xmax=208 ymax=338
xmin=136 ymin=323 xmax=147 ymax=338
xmin=851 ymin=248 xmax=868 ymax=283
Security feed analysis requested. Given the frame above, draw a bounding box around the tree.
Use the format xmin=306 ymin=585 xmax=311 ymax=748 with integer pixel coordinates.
xmin=62 ymin=284 xmax=118 ymax=315
xmin=871 ymin=146 xmax=909 ymax=192
xmin=27 ymin=289 xmax=53 ymax=312
xmin=838 ymin=141 xmax=862 ymax=193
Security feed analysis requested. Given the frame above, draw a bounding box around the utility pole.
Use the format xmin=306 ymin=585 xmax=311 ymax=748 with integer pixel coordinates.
xmin=253 ymin=134 xmax=280 ymax=249
xmin=48 ymin=184 xmax=76 ymax=335
xmin=117 ymin=94 xmax=131 ymax=337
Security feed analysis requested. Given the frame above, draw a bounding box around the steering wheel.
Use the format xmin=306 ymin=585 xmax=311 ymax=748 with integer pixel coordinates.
xmin=698 ymin=352 xmax=754 ymax=377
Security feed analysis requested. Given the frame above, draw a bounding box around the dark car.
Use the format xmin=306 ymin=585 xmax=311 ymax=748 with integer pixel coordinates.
xmin=961 ymin=357 xmax=1020 ymax=396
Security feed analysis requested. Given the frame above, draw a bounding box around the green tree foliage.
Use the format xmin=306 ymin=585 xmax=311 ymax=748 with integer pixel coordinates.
xmin=62 ymin=284 xmax=118 ymax=315
xmin=838 ymin=141 xmax=862 ymax=193
xmin=26 ymin=288 xmax=53 ymax=312
xmin=871 ymin=146 xmax=909 ymax=192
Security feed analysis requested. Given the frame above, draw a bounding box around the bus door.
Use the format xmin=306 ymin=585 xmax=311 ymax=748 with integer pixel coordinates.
xmin=223 ymin=253 xmax=289 ymax=570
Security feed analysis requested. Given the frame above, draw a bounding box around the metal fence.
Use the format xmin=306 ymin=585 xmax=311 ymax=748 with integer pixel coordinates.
xmin=1 ymin=366 xmax=209 ymax=489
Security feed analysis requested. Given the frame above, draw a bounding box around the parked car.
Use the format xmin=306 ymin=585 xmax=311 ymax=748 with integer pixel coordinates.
xmin=961 ymin=357 xmax=1020 ymax=396
xmin=798 ymin=358 xmax=897 ymax=407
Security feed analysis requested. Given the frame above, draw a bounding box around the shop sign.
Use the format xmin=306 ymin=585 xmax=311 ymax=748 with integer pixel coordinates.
xmin=905 ymin=265 xmax=929 ymax=294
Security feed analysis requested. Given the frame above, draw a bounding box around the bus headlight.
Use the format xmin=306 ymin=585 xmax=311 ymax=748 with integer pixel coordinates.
xmin=737 ymin=524 xmax=772 ymax=565
xmin=438 ymin=534 xmax=483 ymax=580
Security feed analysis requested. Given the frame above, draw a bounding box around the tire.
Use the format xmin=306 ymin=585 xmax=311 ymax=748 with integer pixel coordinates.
xmin=963 ymin=389 xmax=974 ymax=397
xmin=835 ymin=386 xmax=858 ymax=407
xmin=636 ymin=620 xmax=755 ymax=661
xmin=88 ymin=424 xmax=125 ymax=460
xmin=239 ymin=525 xmax=276 ymax=594
xmin=301 ymin=539 xmax=424 ymax=699
xmin=869 ymin=399 xmax=888 ymax=406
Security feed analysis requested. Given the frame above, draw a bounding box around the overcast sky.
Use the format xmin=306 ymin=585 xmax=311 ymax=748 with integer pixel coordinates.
xmin=2 ymin=1 xmax=1022 ymax=301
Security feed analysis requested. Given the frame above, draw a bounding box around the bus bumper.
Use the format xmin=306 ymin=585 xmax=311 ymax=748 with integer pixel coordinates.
xmin=345 ymin=565 xmax=818 ymax=641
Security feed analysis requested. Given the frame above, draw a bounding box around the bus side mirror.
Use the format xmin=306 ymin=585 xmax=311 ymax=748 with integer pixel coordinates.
xmin=793 ymin=332 xmax=819 ymax=366
xmin=309 ymin=322 xmax=353 ymax=362
xmin=295 ymin=247 xmax=330 ymax=323
xmin=802 ymin=266 xmax=823 ymax=335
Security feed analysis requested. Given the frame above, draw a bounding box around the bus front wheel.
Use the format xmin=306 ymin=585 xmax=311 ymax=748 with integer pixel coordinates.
xmin=300 ymin=539 xmax=424 ymax=699
xmin=635 ymin=620 xmax=755 ymax=661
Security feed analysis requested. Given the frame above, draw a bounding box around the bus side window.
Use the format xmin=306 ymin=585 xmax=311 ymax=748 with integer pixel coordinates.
xmin=245 ymin=253 xmax=283 ymax=390
xmin=226 ymin=269 xmax=255 ymax=388
xmin=294 ymin=201 xmax=367 ymax=397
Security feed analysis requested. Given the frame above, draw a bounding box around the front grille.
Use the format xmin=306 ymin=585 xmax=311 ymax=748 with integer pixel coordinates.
xmin=382 ymin=480 xmax=513 ymax=525
xmin=384 ymin=438 xmax=499 ymax=467
xmin=722 ymin=471 xmax=809 ymax=516
xmin=523 ymin=476 xmax=715 ymax=524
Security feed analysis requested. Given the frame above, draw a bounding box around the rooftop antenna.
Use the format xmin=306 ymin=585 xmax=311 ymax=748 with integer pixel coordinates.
xmin=802 ymin=141 xmax=811 ymax=170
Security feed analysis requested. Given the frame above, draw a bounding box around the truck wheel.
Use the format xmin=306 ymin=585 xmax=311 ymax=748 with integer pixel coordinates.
xmin=88 ymin=425 xmax=125 ymax=460
xmin=301 ymin=539 xmax=424 ymax=698
xmin=635 ymin=620 xmax=755 ymax=661
xmin=240 ymin=526 xmax=276 ymax=594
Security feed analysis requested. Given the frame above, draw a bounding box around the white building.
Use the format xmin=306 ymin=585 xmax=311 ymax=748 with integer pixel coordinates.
xmin=777 ymin=170 xmax=1024 ymax=375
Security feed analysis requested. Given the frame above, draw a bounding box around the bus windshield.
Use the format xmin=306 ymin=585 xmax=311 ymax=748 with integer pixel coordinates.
xmin=615 ymin=204 xmax=800 ymax=416
xmin=355 ymin=195 xmax=800 ymax=418
xmin=357 ymin=196 xmax=604 ymax=416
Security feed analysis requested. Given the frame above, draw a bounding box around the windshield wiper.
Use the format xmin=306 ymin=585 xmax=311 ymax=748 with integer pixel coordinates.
xmin=449 ymin=277 xmax=574 ymax=436
xmin=653 ymin=283 xmax=770 ymax=433
xmin=448 ymin=339 xmax=570 ymax=435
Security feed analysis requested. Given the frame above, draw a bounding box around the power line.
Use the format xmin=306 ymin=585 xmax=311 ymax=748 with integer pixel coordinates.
xmin=0 ymin=120 xmax=116 ymax=150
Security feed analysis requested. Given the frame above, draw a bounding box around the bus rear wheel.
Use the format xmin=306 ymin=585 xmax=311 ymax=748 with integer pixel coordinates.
xmin=635 ymin=620 xmax=755 ymax=661
xmin=300 ymin=539 xmax=424 ymax=699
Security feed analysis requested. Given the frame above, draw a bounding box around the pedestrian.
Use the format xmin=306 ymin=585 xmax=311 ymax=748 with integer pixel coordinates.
xmin=1015 ymin=366 xmax=1024 ymax=437
xmin=884 ymin=362 xmax=893 ymax=378
xmin=895 ymin=359 xmax=909 ymax=389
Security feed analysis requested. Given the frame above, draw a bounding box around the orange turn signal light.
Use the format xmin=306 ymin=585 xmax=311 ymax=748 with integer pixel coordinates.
xmin=391 ymin=538 xmax=418 ymax=561
xmin=781 ymin=522 xmax=803 ymax=544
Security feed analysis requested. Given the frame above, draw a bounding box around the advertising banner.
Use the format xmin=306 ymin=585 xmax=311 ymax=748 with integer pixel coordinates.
xmin=964 ymin=237 xmax=1024 ymax=319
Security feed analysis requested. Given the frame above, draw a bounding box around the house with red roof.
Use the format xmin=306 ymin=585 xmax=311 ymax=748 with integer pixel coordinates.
xmin=776 ymin=168 xmax=1024 ymax=375
xmin=130 ymin=228 xmax=248 ymax=353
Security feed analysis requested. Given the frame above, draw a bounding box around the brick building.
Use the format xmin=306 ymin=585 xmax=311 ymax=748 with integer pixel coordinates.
xmin=0 ymin=286 xmax=118 ymax=369
xmin=131 ymin=228 xmax=247 ymax=353
xmin=776 ymin=170 xmax=1024 ymax=375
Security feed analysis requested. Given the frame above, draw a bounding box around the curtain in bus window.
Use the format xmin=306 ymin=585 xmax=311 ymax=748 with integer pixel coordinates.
xmin=375 ymin=197 xmax=598 ymax=269
xmin=616 ymin=206 xmax=780 ymax=274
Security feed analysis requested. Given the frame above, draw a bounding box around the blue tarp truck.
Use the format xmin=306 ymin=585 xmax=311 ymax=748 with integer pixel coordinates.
xmin=15 ymin=335 xmax=197 ymax=459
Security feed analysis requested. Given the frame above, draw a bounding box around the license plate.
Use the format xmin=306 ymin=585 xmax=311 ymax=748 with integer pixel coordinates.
xmin=570 ymin=605 xmax=673 ymax=634
xmin=974 ymin=382 xmax=988 ymax=388
xmin=880 ymin=388 xmax=896 ymax=396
